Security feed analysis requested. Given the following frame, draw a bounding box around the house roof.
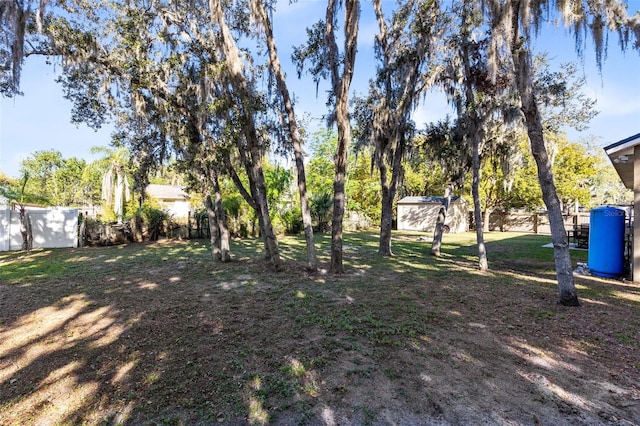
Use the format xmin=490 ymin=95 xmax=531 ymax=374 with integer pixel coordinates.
xmin=603 ymin=132 xmax=640 ymax=190
xmin=398 ymin=196 xmax=462 ymax=204
xmin=146 ymin=184 xmax=189 ymax=201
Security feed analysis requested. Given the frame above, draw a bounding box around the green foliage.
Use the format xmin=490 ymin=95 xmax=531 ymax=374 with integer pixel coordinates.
xmin=553 ymin=136 xmax=597 ymax=209
xmin=346 ymin=152 xmax=381 ymax=223
xmin=17 ymin=150 xmax=96 ymax=206
xmin=306 ymin=130 xmax=337 ymax=198
xmin=310 ymin=192 xmax=332 ymax=233
xmin=589 ymin=145 xmax=632 ymax=206
xmin=402 ymin=160 xmax=448 ymax=197
xmin=264 ymin=165 xmax=293 ymax=210
xmin=139 ymin=203 xmax=171 ymax=241
xmin=280 ymin=207 xmax=304 ymax=235
xmin=534 ymin=57 xmax=599 ymax=133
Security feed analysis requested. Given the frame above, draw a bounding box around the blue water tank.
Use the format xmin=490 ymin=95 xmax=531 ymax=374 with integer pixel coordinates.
xmin=588 ymin=206 xmax=626 ymax=278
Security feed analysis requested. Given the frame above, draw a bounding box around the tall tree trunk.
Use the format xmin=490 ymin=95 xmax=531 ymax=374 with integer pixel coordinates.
xmin=19 ymin=205 xmax=33 ymax=253
xmin=510 ymin=16 xmax=579 ymax=306
xmin=460 ymin=13 xmax=488 ymax=271
xmin=371 ymin=0 xmax=421 ymax=257
xmin=378 ymin=159 xmax=394 ymax=256
xmin=211 ymin=169 xmax=231 ymax=262
xmin=483 ymin=207 xmax=493 ymax=232
xmin=431 ymin=183 xmax=452 ymax=256
xmin=205 ymin=194 xmax=222 ymax=262
xmin=471 ymin=130 xmax=489 ymax=270
xmin=378 ymin=131 xmax=407 ymax=256
xmin=254 ymin=1 xmax=317 ymax=271
xmin=325 ymin=0 xmax=360 ymax=274
xmin=331 ymin=118 xmax=349 ymax=273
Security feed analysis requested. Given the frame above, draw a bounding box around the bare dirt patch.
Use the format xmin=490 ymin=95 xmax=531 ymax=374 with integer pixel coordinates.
xmin=1 ymin=233 xmax=639 ymax=425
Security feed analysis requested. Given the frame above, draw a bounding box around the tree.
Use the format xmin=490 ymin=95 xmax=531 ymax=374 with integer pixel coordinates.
xmin=417 ymin=119 xmax=471 ymax=255
xmin=485 ymin=0 xmax=640 ymax=306
xmin=293 ymin=0 xmax=360 ymax=273
xmin=0 ymin=174 xmax=35 ymax=252
xmin=352 ymin=0 xmax=442 ymax=256
xmin=94 ymin=147 xmax=132 ymax=223
xmin=251 ymin=0 xmax=318 ymax=271
xmin=209 ymin=0 xmax=282 ymax=270
xmin=306 ymin=130 xmax=337 ymax=199
xmin=478 ymin=57 xmax=598 ymax=220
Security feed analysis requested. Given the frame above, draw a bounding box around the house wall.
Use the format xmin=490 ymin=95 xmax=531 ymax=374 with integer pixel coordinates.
xmin=397 ymin=202 xmax=468 ymax=233
xmin=159 ymin=200 xmax=191 ymax=220
xmin=0 ymin=208 xmax=78 ymax=251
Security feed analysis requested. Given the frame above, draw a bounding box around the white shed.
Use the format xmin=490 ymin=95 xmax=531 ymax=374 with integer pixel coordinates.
xmin=397 ymin=196 xmax=468 ymax=233
xmin=1 ymin=206 xmax=78 ymax=251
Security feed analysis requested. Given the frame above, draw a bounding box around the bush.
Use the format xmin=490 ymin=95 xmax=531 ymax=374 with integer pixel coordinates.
xmin=140 ymin=205 xmax=170 ymax=241
xmin=281 ymin=207 xmax=304 ymax=235
xmin=311 ymin=193 xmax=333 ymax=233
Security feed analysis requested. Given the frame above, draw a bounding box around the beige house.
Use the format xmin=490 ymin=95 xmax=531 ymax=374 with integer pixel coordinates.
xmin=397 ymin=196 xmax=468 ymax=233
xmin=145 ymin=184 xmax=191 ymax=219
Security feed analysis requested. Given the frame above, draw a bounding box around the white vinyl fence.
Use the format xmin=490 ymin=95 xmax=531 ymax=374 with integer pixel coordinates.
xmin=0 ymin=207 xmax=78 ymax=251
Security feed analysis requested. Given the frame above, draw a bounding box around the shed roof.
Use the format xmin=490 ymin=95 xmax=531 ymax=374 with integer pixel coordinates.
xmin=604 ymin=132 xmax=640 ymax=189
xmin=398 ymin=196 xmax=462 ymax=204
xmin=146 ymin=184 xmax=189 ymax=201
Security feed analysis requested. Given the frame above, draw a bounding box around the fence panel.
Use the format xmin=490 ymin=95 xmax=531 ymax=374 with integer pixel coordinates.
xmin=1 ymin=208 xmax=78 ymax=251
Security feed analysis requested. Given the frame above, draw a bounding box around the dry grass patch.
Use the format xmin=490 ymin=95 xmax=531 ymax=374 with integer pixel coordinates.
xmin=1 ymin=232 xmax=639 ymax=425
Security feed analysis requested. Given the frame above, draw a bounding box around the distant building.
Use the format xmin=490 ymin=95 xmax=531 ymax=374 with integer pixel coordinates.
xmin=145 ymin=184 xmax=191 ymax=219
xmin=397 ymin=196 xmax=468 ymax=233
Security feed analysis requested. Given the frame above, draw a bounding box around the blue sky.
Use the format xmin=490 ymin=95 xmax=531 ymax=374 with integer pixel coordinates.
xmin=1 ymin=1 xmax=639 ymax=179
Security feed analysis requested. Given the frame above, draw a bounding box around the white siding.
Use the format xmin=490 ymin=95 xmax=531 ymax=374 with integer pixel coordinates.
xmin=0 ymin=208 xmax=78 ymax=251
xmin=397 ymin=201 xmax=468 ymax=233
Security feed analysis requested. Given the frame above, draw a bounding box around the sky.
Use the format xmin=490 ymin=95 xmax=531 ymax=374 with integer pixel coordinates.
xmin=1 ymin=1 xmax=639 ymax=179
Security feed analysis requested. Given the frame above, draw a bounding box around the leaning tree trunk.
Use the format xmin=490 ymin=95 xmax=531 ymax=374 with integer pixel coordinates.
xmin=254 ymin=1 xmax=317 ymax=271
xmin=511 ymin=38 xmax=579 ymax=306
xmin=248 ymin=141 xmax=282 ymax=270
xmin=431 ymin=183 xmax=452 ymax=256
xmin=521 ymin=97 xmax=579 ymax=306
xmin=211 ymin=0 xmax=281 ymax=270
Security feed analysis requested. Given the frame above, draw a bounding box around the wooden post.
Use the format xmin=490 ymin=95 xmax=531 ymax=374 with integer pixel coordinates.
xmin=633 ymin=145 xmax=640 ymax=282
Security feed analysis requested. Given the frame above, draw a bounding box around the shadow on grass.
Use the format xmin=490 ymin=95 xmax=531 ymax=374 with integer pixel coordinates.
xmin=0 ymin=232 xmax=638 ymax=425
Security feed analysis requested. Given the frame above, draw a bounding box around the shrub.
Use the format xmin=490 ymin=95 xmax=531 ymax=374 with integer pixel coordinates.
xmin=281 ymin=207 xmax=304 ymax=235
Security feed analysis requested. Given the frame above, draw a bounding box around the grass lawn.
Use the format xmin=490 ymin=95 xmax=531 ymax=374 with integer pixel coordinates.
xmin=1 ymin=231 xmax=639 ymax=425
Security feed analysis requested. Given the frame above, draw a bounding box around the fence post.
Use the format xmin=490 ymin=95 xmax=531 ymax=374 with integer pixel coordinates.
xmin=533 ymin=213 xmax=538 ymax=234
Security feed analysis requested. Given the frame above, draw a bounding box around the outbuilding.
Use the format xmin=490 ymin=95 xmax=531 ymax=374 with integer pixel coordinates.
xmin=145 ymin=184 xmax=191 ymax=219
xmin=397 ymin=196 xmax=468 ymax=233
xmin=603 ymin=132 xmax=640 ymax=281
